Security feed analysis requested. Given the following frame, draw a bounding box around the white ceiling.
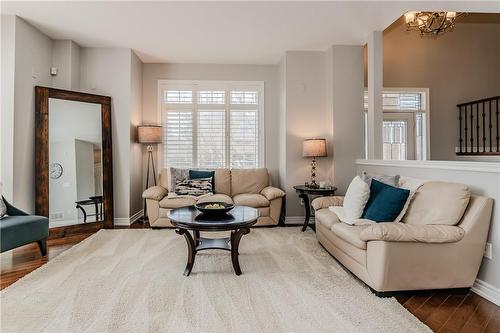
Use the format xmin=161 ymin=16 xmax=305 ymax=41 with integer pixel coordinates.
xmin=2 ymin=1 xmax=499 ymax=64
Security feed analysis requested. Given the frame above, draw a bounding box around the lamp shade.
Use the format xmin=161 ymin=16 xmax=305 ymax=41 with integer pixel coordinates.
xmin=137 ymin=125 xmax=162 ymax=144
xmin=302 ymin=138 xmax=327 ymax=157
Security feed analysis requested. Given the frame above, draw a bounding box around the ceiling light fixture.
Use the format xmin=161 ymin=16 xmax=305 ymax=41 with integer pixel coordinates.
xmin=404 ymin=11 xmax=465 ymax=37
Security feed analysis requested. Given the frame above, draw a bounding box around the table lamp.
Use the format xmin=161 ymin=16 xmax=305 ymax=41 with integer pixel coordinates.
xmin=302 ymin=138 xmax=327 ymax=188
xmin=137 ymin=125 xmax=162 ymax=222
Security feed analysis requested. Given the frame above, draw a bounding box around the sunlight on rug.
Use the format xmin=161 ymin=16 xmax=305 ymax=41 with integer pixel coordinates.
xmin=0 ymin=228 xmax=430 ymax=332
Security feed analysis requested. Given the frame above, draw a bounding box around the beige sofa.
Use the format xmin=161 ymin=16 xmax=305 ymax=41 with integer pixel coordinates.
xmin=312 ymin=179 xmax=493 ymax=294
xmin=143 ymin=168 xmax=285 ymax=228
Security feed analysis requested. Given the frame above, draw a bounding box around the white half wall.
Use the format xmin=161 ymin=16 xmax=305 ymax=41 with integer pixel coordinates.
xmin=356 ymin=159 xmax=500 ymax=302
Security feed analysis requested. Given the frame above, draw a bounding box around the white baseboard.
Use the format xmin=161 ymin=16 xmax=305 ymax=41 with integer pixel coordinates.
xmin=114 ymin=210 xmax=143 ymax=226
xmin=472 ymin=278 xmax=500 ymax=306
xmin=285 ymin=216 xmax=315 ymax=224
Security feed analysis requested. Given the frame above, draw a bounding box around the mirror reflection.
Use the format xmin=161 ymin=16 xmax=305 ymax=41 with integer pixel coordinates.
xmin=48 ymin=98 xmax=103 ymax=227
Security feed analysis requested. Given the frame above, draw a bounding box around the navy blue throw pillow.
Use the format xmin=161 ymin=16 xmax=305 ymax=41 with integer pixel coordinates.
xmin=362 ymin=179 xmax=410 ymax=222
xmin=189 ymin=170 xmax=215 ymax=193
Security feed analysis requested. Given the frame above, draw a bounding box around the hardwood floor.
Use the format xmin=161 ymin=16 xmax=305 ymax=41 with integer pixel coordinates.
xmin=1 ymin=225 xmax=499 ymax=333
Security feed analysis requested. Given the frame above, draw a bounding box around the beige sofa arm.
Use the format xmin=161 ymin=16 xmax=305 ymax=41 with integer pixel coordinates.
xmin=360 ymin=223 xmax=465 ymax=243
xmin=142 ymin=186 xmax=168 ymax=201
xmin=260 ymin=186 xmax=285 ymax=201
xmin=311 ymin=196 xmax=344 ymax=211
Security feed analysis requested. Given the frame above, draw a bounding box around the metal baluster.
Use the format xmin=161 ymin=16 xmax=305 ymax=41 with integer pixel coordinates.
xmin=497 ymin=98 xmax=499 ymax=152
xmin=470 ymin=104 xmax=474 ymax=153
xmin=482 ymin=102 xmax=486 ymax=153
xmin=489 ymin=100 xmax=492 ymax=152
xmin=459 ymin=105 xmax=463 ymax=153
xmin=464 ymin=105 xmax=468 ymax=153
xmin=476 ymin=103 xmax=480 ymax=153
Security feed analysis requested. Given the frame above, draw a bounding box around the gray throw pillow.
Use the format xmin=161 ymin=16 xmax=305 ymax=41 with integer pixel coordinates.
xmin=361 ymin=171 xmax=400 ymax=187
xmin=175 ymin=178 xmax=213 ymax=196
xmin=168 ymin=167 xmax=189 ymax=192
xmin=0 ymin=198 xmax=7 ymax=219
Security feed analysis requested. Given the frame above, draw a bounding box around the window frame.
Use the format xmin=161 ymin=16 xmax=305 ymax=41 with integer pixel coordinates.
xmin=157 ymin=80 xmax=265 ymax=169
xmin=363 ymin=87 xmax=431 ymax=160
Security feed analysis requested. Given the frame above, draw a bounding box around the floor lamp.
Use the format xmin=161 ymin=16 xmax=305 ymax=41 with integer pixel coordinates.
xmin=137 ymin=125 xmax=162 ymax=223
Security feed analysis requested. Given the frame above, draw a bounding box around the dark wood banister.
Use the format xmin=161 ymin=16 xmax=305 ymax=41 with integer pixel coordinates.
xmin=456 ymin=95 xmax=500 ymax=155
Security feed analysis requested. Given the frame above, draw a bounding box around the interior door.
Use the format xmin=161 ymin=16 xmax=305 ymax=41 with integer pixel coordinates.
xmin=383 ymin=112 xmax=415 ymax=160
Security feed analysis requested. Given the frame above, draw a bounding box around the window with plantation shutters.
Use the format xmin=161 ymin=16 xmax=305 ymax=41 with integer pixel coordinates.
xmin=160 ymin=81 xmax=264 ymax=169
xmin=164 ymin=111 xmax=193 ymax=168
xmin=230 ymin=110 xmax=258 ymax=168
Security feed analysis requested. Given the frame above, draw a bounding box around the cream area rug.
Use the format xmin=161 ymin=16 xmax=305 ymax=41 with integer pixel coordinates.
xmin=1 ymin=228 xmax=430 ymax=333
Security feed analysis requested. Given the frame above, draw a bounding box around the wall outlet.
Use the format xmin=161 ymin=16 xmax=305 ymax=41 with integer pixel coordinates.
xmin=484 ymin=242 xmax=493 ymax=260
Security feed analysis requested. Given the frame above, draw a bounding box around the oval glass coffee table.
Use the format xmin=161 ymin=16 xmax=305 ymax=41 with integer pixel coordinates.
xmin=168 ymin=205 xmax=259 ymax=276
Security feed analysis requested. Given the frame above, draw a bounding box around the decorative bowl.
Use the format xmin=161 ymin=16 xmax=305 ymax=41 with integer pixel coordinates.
xmin=195 ymin=202 xmax=234 ymax=216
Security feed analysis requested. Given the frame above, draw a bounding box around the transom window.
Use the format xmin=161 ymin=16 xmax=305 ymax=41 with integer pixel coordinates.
xmin=364 ymin=89 xmax=429 ymax=161
xmin=160 ymin=81 xmax=264 ymax=169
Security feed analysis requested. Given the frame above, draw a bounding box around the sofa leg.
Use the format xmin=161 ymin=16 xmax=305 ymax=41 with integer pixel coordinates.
xmin=37 ymin=238 xmax=47 ymax=256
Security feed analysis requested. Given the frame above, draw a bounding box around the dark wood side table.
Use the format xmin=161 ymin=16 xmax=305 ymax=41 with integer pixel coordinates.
xmin=293 ymin=185 xmax=337 ymax=232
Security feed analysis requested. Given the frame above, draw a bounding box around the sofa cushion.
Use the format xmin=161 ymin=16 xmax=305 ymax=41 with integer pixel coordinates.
xmin=196 ymin=194 xmax=234 ymax=205
xmin=331 ymin=223 xmax=369 ymax=250
xmin=361 ymin=172 xmax=400 ymax=187
xmin=159 ymin=196 xmax=197 ymax=209
xmin=403 ymin=181 xmax=470 ymax=226
xmin=215 ymin=169 xmax=231 ymax=196
xmin=231 ymin=168 xmax=269 ymax=195
xmin=233 ymin=193 xmax=270 ymax=208
xmin=362 ymin=180 xmax=410 ymax=222
xmin=359 ymin=223 xmax=465 ymax=243
xmin=315 ymin=208 xmax=341 ymax=229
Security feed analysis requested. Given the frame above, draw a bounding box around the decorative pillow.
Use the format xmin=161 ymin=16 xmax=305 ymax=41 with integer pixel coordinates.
xmin=0 ymin=198 xmax=6 ymax=219
xmin=362 ymin=180 xmax=410 ymax=222
xmin=0 ymin=182 xmax=7 ymax=219
xmin=361 ymin=171 xmax=400 ymax=187
xmin=174 ymin=178 xmax=213 ymax=197
xmin=168 ymin=167 xmax=189 ymax=192
xmin=336 ymin=176 xmax=371 ymax=224
xmin=189 ymin=170 xmax=215 ymax=193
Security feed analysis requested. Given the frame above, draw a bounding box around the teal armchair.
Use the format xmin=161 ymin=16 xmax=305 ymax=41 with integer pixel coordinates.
xmin=1 ymin=197 xmax=49 ymax=255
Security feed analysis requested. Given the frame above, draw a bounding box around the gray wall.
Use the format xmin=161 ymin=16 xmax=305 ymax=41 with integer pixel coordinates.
xmin=329 ymin=46 xmax=365 ymax=195
xmin=381 ymin=22 xmax=500 ymax=160
xmin=142 ymin=63 xmax=281 ymax=185
xmin=1 ymin=16 xmax=54 ymax=211
xmin=280 ymin=51 xmax=333 ymax=217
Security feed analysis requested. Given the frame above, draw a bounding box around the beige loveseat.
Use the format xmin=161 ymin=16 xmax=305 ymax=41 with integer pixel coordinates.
xmin=312 ymin=179 xmax=493 ymax=294
xmin=143 ymin=168 xmax=285 ymax=228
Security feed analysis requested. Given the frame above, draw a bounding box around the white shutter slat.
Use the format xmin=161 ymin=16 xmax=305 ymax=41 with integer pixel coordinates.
xmin=164 ymin=111 xmax=193 ymax=168
xmin=197 ymin=110 xmax=226 ymax=168
xmin=230 ymin=110 xmax=258 ymax=168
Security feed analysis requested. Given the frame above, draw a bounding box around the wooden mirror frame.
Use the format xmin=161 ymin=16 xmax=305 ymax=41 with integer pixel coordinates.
xmin=35 ymin=86 xmax=114 ymax=237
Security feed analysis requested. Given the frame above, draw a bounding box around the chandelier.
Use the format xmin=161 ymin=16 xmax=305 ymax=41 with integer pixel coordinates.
xmin=404 ymin=11 xmax=465 ymax=37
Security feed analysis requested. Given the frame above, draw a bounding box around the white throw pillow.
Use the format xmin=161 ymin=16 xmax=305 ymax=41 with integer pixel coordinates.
xmin=334 ymin=176 xmax=370 ymax=225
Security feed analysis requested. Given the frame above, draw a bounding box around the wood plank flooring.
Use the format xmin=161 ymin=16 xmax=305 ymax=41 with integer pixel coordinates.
xmin=1 ymin=225 xmax=498 ymax=333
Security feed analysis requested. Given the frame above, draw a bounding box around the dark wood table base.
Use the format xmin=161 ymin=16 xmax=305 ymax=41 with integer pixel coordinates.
xmin=175 ymin=227 xmax=250 ymax=276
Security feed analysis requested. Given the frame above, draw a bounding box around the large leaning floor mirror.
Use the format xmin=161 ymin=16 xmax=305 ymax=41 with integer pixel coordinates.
xmin=35 ymin=87 xmax=114 ymax=236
